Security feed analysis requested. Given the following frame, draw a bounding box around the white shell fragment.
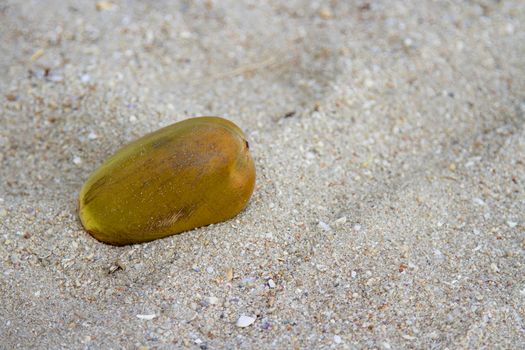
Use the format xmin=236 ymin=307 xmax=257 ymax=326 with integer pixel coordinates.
xmin=236 ymin=315 xmax=256 ymax=328
xmin=136 ymin=314 xmax=156 ymax=320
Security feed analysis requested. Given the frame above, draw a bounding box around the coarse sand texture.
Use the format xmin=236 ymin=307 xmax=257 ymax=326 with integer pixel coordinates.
xmin=1 ymin=1 xmax=524 ymax=349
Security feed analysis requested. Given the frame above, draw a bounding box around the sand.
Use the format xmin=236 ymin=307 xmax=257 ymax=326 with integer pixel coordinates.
xmin=1 ymin=1 xmax=524 ymax=348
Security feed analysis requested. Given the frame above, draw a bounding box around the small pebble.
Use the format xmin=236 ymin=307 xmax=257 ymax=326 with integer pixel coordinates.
xmin=242 ymin=276 xmax=256 ymax=284
xmin=473 ymin=197 xmax=485 ymax=206
xmin=318 ymin=221 xmax=331 ymax=231
xmin=5 ymin=93 xmax=17 ymax=102
xmin=319 ymin=8 xmax=333 ymax=20
xmin=73 ymin=156 xmax=82 ymax=165
xmin=507 ymin=221 xmax=518 ymax=228
xmin=260 ymin=318 xmax=271 ymax=330
xmin=333 ymin=216 xmax=347 ymax=227
xmin=434 ymin=249 xmax=444 ymax=260
xmin=88 ymin=132 xmax=98 ymax=140
xmin=207 ymin=296 xmax=219 ymax=305
xmin=96 ymin=1 xmax=115 ymax=11
xmin=236 ymin=315 xmax=256 ymax=328
xmin=316 ymin=264 xmax=327 ymax=272
xmin=136 ymin=314 xmax=156 ymax=320
xmin=31 ymin=48 xmax=45 ymax=61
xmin=226 ymin=267 xmax=234 ymax=281
xmin=268 ymin=279 xmax=276 ymax=289
xmin=333 ymin=335 xmax=342 ymax=344
xmin=48 ymin=74 xmax=63 ymax=82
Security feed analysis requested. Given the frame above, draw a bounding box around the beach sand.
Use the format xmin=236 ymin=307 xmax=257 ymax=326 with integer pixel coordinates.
xmin=1 ymin=1 xmax=524 ymax=348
